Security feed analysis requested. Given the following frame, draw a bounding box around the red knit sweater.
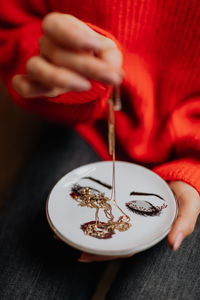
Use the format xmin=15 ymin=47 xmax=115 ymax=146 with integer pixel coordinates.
xmin=0 ymin=0 xmax=200 ymax=193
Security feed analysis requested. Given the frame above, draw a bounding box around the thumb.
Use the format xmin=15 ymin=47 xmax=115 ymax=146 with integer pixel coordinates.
xmin=168 ymin=181 xmax=200 ymax=251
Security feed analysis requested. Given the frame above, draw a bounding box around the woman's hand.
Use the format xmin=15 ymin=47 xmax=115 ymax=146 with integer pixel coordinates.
xmin=167 ymin=181 xmax=200 ymax=250
xmin=78 ymin=181 xmax=200 ymax=262
xmin=12 ymin=13 xmax=123 ymax=98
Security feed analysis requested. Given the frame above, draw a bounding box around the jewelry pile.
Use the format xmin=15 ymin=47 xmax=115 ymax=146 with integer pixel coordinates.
xmin=71 ymin=184 xmax=131 ymax=239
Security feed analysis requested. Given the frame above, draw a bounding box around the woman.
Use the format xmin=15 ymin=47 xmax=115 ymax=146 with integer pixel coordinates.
xmin=0 ymin=1 xmax=200 ymax=298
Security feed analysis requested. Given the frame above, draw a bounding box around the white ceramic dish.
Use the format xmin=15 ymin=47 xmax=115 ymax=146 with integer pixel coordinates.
xmin=46 ymin=161 xmax=177 ymax=256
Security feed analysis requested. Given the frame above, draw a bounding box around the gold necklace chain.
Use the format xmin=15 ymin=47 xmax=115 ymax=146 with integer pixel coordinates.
xmin=71 ymin=87 xmax=131 ymax=239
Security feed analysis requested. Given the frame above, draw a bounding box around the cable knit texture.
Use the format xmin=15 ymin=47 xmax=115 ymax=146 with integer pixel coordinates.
xmin=0 ymin=0 xmax=200 ymax=192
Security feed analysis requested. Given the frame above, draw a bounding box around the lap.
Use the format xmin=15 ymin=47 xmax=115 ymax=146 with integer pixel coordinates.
xmin=1 ymin=123 xmax=199 ymax=300
xmin=0 ymin=123 xmax=106 ymax=300
xmin=106 ymin=217 xmax=200 ymax=300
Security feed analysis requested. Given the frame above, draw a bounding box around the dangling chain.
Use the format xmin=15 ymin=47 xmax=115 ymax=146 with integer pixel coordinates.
xmin=72 ymin=87 xmax=131 ymax=239
xmin=108 ymin=88 xmax=131 ymax=222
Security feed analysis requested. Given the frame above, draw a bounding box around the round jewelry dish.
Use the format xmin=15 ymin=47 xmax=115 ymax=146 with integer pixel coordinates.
xmin=46 ymin=161 xmax=178 ymax=256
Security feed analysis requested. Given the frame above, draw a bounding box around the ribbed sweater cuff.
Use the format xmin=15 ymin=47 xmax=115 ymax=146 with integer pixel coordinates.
xmin=153 ymin=159 xmax=200 ymax=195
xmin=41 ymin=80 xmax=110 ymax=105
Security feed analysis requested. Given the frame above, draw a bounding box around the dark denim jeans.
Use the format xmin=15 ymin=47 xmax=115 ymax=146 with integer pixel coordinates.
xmin=0 ymin=124 xmax=199 ymax=300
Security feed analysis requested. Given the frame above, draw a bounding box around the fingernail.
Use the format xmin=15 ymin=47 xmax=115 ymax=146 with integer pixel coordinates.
xmin=78 ymin=253 xmax=92 ymax=263
xmin=103 ymin=72 xmax=123 ymax=85
xmin=173 ymin=232 xmax=183 ymax=251
xmin=112 ymin=73 xmax=123 ymax=85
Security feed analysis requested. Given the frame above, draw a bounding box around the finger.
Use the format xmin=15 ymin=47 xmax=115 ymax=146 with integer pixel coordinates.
xmin=168 ymin=182 xmax=200 ymax=251
xmin=12 ymin=75 xmax=68 ymax=98
xmin=98 ymin=36 xmax=123 ymax=72
xmin=40 ymin=36 xmax=123 ymax=85
xmin=27 ymin=56 xmax=91 ymax=91
xmin=13 ymin=74 xmax=51 ymax=97
xmin=42 ymin=13 xmax=102 ymax=51
xmin=78 ymin=252 xmax=133 ymax=263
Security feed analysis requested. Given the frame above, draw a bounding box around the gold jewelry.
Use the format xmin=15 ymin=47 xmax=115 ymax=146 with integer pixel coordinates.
xmin=71 ymin=86 xmax=131 ymax=239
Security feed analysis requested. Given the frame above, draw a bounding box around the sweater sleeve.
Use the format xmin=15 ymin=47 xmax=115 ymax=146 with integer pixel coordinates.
xmin=153 ymin=98 xmax=200 ymax=194
xmin=0 ymin=1 xmax=117 ymax=124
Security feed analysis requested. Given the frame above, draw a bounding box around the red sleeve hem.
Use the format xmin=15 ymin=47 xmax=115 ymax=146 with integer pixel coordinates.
xmin=153 ymin=158 xmax=200 ymax=195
